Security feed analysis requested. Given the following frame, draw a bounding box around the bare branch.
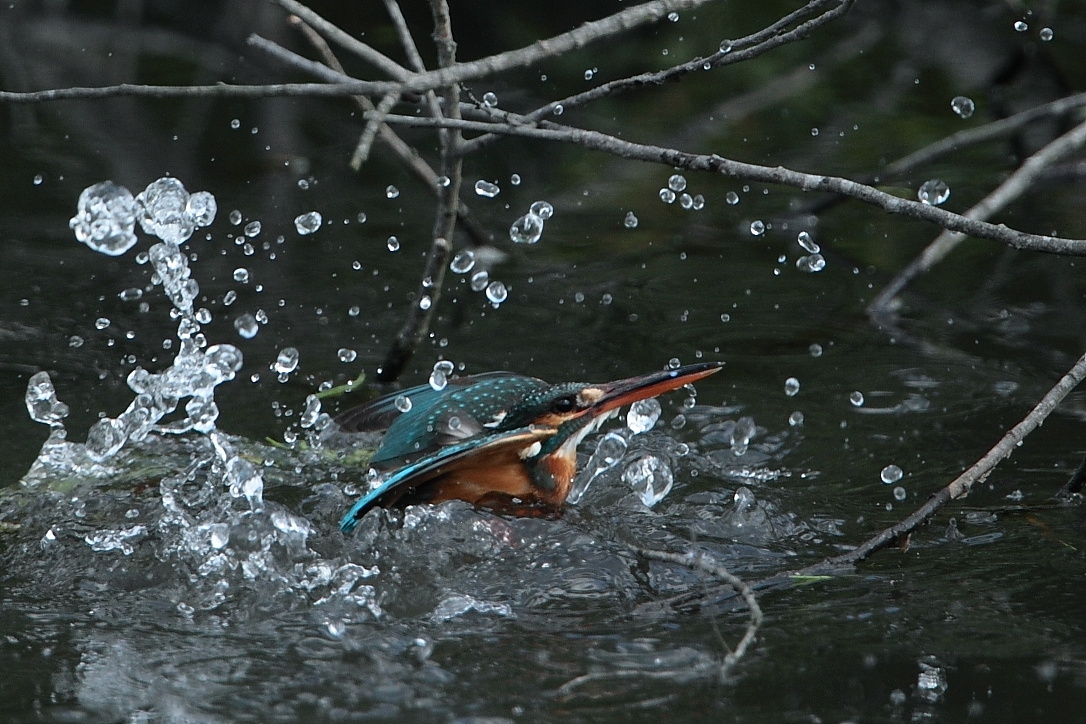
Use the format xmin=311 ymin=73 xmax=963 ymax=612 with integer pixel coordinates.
xmin=365 ymin=111 xmax=1086 ymax=255
xmin=0 ymin=81 xmax=387 ymax=103
xmin=461 ymin=0 xmax=855 ymax=154
xmin=350 ymin=91 xmax=401 ymax=168
xmin=870 ymin=116 xmax=1086 ymax=313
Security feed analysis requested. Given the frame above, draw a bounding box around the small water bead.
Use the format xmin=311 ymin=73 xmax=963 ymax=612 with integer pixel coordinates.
xmin=474 ymin=180 xmax=500 ymax=198
xmin=95 ymin=317 xmax=111 ymax=330
xmin=255 ymin=309 xmax=268 ymax=324
xmin=529 ymin=201 xmax=554 ymax=220
xmin=118 ymin=287 xmax=143 ymax=302
xmin=274 ymin=347 xmax=300 ymax=378
xmin=337 ymin=348 xmax=357 ymax=363
xmin=356 ymin=212 xmax=368 ymax=224
xmin=69 ymin=335 xmax=84 ymax=348
xmin=679 ymin=193 xmax=693 ymax=210
xmin=33 ymin=174 xmax=43 ymax=185
xmin=624 ymin=211 xmax=639 ymax=229
xmin=811 ymin=127 xmax=819 ymax=136
xmin=726 ymin=191 xmax=740 ymax=205
xmin=668 ymin=358 xmax=682 ymax=370
xmin=917 ymin=179 xmax=950 ymax=206
xmin=1014 ymin=20 xmax=1028 ymax=32
xmin=234 ymin=313 xmax=259 ymax=338
xmin=450 ymin=249 xmax=476 ymax=273
xmin=627 ymin=397 xmax=662 ymax=434
xmin=510 ymin=213 xmax=544 ymax=244
xmin=233 ymin=268 xmax=250 ymax=283
xmin=788 ymin=410 xmax=804 ymax=426
xmin=69 ymin=181 xmax=139 ymax=256
xmin=552 ymin=104 xmax=564 ymax=116
xmin=348 ymin=305 xmax=360 ymax=317
xmin=482 ymin=91 xmax=498 ymax=107
xmin=784 ymin=377 xmax=800 ymax=396
xmin=659 ymin=188 xmax=676 ymax=204
xmin=195 ymin=308 xmax=212 ymax=324
xmin=470 ymin=270 xmax=489 ymax=292
xmin=893 ymin=486 xmax=907 ymax=501
xmin=229 ymin=209 xmax=243 ymax=225
xmin=1039 ymin=27 xmax=1053 ymax=41
xmin=419 ymin=296 xmax=431 ymax=310
xmin=878 ymin=464 xmax=905 ymax=485
xmin=385 ymin=185 xmax=400 ymax=199
xmin=243 ymin=220 xmax=261 ymax=237
xmin=797 ymin=231 xmax=820 ymax=253
xmin=667 ymin=11 xmax=679 ymax=21
xmin=394 ymin=395 xmax=412 ymax=412
xmin=720 ymin=313 xmax=731 ymax=322
xmin=387 ymin=236 xmax=400 ymax=252
xmin=223 ymin=290 xmax=237 ymax=306
xmin=809 ymin=343 xmax=823 ymax=357
xmin=623 ymin=455 xmax=674 ymax=507
xmin=796 ymin=254 xmax=826 ymax=272
xmin=510 ymin=174 xmax=521 ymax=186
xmin=668 ymin=174 xmax=687 ymax=193
xmin=950 ymin=96 xmax=975 ymax=119
xmin=584 ymin=69 xmax=595 ymax=81
xmin=433 ymin=359 xmax=454 ymax=377
xmin=719 ymin=40 xmax=733 ymax=53
xmin=485 ymin=280 xmax=508 ymax=305
xmin=750 ymin=220 xmax=765 ymax=236
xmin=849 ymin=391 xmax=865 ymax=407
xmin=691 ymin=194 xmax=705 ymax=210
xmin=294 ymin=211 xmax=322 ymax=235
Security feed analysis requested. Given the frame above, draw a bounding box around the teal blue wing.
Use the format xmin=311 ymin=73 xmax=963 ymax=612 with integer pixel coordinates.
xmin=339 ymin=426 xmax=554 ymax=533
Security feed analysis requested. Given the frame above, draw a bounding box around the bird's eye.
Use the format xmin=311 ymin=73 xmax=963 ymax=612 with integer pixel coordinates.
xmin=551 ymin=396 xmax=576 ymax=414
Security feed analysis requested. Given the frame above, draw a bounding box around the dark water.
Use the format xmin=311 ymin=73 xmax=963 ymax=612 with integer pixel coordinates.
xmin=2 ymin=1 xmax=1086 ymax=721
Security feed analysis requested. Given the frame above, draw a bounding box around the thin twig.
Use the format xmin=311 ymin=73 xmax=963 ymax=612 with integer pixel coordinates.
xmin=868 ymin=115 xmax=1086 ymax=313
xmin=382 ymin=0 xmax=428 ymax=74
xmin=0 ymin=82 xmax=388 ymax=103
xmin=376 ymin=0 xmax=462 ymax=383
xmin=359 ymin=111 xmax=1086 ymax=255
xmin=461 ymin=0 xmax=855 ymax=154
xmin=350 ymin=91 xmax=401 ymax=168
xmin=267 ymin=0 xmax=409 ymax=80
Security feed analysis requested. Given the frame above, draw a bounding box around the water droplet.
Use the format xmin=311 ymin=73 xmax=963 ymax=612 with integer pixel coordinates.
xmin=668 ymin=174 xmax=687 ymax=192
xmin=893 ymin=486 xmax=907 ymax=501
xmin=356 ymin=212 xmax=367 ymax=224
xmin=485 ymin=280 xmax=508 ymax=304
xmin=233 ymin=313 xmax=258 ymax=339
xmin=435 ymin=176 xmax=450 ymax=188
xmin=509 ymin=213 xmax=544 ymax=244
xmin=881 ymin=464 xmax=904 ymax=484
xmin=811 ymin=127 xmax=819 ymax=136
xmin=788 ymin=410 xmax=804 ymax=426
xmin=850 ymin=390 xmax=865 ymax=407
xmin=419 ymin=295 xmax=431 ymax=310
xmin=720 ymin=313 xmax=731 ymax=322
xmin=809 ymin=343 xmax=823 ymax=357
xmin=385 ymin=185 xmax=400 ymax=199
xmin=726 ymin=191 xmax=740 ymax=205
xmin=450 ymin=249 xmax=476 ymax=273
xmin=394 ymin=395 xmax=412 ymax=412
xmin=233 ymin=268 xmax=250 ymax=283
xmin=482 ymin=91 xmax=498 ymax=107
xmin=627 ymin=398 xmax=661 ymax=434
xmin=784 ymin=377 xmax=800 ymax=396
xmin=474 ymin=180 xmax=500 ymax=198
xmin=679 ymin=193 xmax=693 ymax=209
xmin=529 ymin=201 xmax=554 ymax=220
xmin=917 ymin=179 xmax=950 ymax=205
xmin=797 ymin=231 xmax=820 ymax=253
xmin=796 ymin=253 xmax=826 ymax=272
xmin=692 ymin=194 xmax=705 ymax=210
xmin=750 ymin=220 xmax=765 ymax=236
xmin=719 ymin=40 xmax=733 ymax=53
xmin=624 ymin=211 xmax=639 ymax=229
xmin=623 ymin=455 xmax=674 ymax=507
xmin=95 ymin=317 xmax=111 ymax=330
xmin=294 ymin=211 xmax=322 ymax=235
xmin=33 ymin=173 xmax=43 ymax=185
xmin=659 ymin=188 xmax=676 ymax=204
xmin=668 ymin=358 xmax=681 ymax=370
xmin=950 ymin=96 xmax=975 ymax=119
xmin=337 ymin=348 xmax=357 ymax=363
xmin=68 ymin=181 xmax=139 ymax=256
xmin=387 ymin=236 xmax=400 ymax=252
xmin=1039 ymin=27 xmax=1053 ymax=41
xmin=667 ymin=11 xmax=679 ymax=21
xmin=470 ymin=270 xmax=489 ymax=292
xmin=274 ymin=347 xmax=300 ymax=379
xmin=510 ymin=173 xmax=521 ymax=186
xmin=243 ymin=220 xmax=262 ymax=237
xmin=584 ymin=69 xmax=595 ymax=80
xmin=1014 ymin=20 xmax=1028 ymax=32
xmin=552 ymin=104 xmax=564 ymax=115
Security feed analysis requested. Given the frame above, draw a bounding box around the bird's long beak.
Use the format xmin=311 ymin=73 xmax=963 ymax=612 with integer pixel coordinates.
xmin=583 ymin=361 xmax=723 ymax=417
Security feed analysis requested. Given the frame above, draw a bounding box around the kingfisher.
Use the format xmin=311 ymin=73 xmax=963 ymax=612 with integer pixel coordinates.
xmin=335 ymin=361 xmax=723 ymax=533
